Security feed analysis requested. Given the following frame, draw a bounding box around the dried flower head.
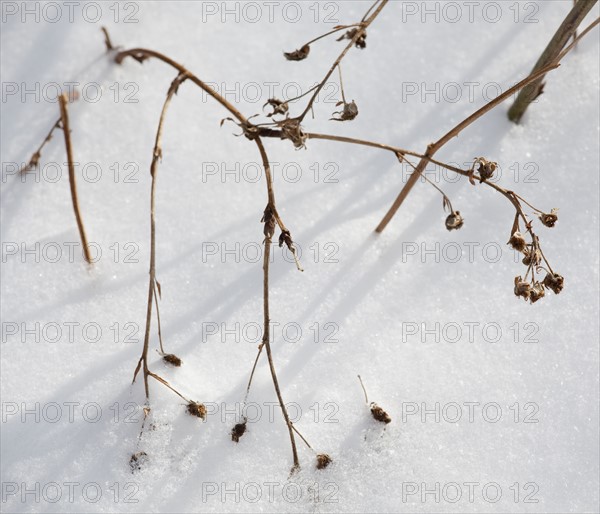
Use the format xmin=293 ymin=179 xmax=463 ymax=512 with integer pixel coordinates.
xmin=187 ymin=401 xmax=207 ymax=420
xmin=278 ymin=118 xmax=307 ymax=149
xmin=263 ymin=98 xmax=288 ymax=118
xmin=330 ymin=100 xmax=358 ymax=121
xmin=539 ymin=208 xmax=559 ymax=228
xmin=474 ymin=157 xmax=497 ymax=182
xmin=543 ymin=272 xmax=564 ymax=294
xmin=316 ymin=453 xmax=333 ymax=470
xmin=261 ymin=205 xmax=276 ymax=239
xmin=231 ymin=420 xmax=247 ymax=443
xmin=336 ymin=28 xmax=367 ymax=49
xmin=514 ymin=276 xmax=532 ymax=301
xmin=522 ymin=248 xmax=542 ymax=266
xmin=445 ymin=211 xmax=464 ymax=231
xmin=129 ymin=451 xmax=148 ymax=472
xmin=284 ymin=45 xmax=310 ymax=61
xmin=370 ymin=402 xmax=391 ymax=424
xmin=508 ymin=231 xmax=527 ymax=252
xmin=530 ymin=282 xmax=546 ymax=303
xmin=162 ymin=354 xmax=182 ymax=367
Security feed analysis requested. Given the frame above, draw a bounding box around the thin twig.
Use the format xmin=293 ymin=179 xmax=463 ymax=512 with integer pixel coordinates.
xmin=375 ymin=61 xmax=560 ymax=233
xmin=297 ymin=0 xmax=388 ymax=121
xmin=18 ymin=117 xmax=61 ymax=175
xmin=133 ymin=72 xmax=189 ymax=399
xmin=58 ymin=94 xmax=92 ymax=264
xmin=357 ymin=375 xmax=369 ymax=404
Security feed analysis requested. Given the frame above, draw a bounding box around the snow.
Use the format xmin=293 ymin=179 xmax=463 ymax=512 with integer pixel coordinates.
xmin=1 ymin=1 xmax=599 ymax=512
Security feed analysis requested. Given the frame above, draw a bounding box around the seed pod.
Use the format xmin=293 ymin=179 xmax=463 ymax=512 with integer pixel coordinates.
xmin=370 ymin=402 xmax=392 ymax=424
xmin=261 ymin=206 xmax=276 ymax=239
xmin=187 ymin=401 xmax=207 ymax=420
xmin=231 ymin=421 xmax=247 ymax=443
xmin=514 ymin=276 xmax=532 ymax=301
xmin=543 ymin=272 xmax=564 ymax=294
xmin=129 ymin=451 xmax=148 ymax=472
xmin=162 ymin=354 xmax=182 ymax=367
xmin=539 ymin=208 xmax=558 ymax=228
xmin=507 ymin=231 xmax=527 ymax=252
xmin=316 ymin=453 xmax=333 ymax=470
xmin=530 ymin=282 xmax=546 ymax=303
xmin=475 ymin=157 xmax=497 ymax=182
xmin=284 ymin=45 xmax=310 ymax=61
xmin=263 ymin=98 xmax=288 ymax=118
xmin=522 ymin=248 xmax=542 ymax=266
xmin=330 ymin=100 xmax=359 ymax=122
xmin=445 ymin=211 xmax=464 ymax=231
xmin=336 ymin=28 xmax=367 ymax=49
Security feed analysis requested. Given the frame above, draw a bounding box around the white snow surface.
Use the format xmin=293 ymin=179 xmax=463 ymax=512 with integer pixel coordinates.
xmin=1 ymin=1 xmax=599 ymax=513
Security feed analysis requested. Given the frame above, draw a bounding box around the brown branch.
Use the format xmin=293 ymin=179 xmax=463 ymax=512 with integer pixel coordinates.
xmin=133 ymin=72 xmax=189 ymax=400
xmin=556 ymin=16 xmax=600 ymax=62
xmin=297 ymin=0 xmax=388 ymax=121
xmin=18 ymin=117 xmax=61 ymax=175
xmin=58 ymin=94 xmax=92 ymax=264
xmin=375 ymin=61 xmax=560 ymax=233
xmin=101 ymin=26 xmax=114 ymax=52
xmin=262 ymin=234 xmax=300 ymax=472
xmin=508 ymin=0 xmax=597 ymax=123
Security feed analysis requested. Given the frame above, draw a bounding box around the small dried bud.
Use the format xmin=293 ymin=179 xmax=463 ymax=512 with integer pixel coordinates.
xmin=263 ymin=98 xmax=288 ymax=118
xmin=514 ymin=276 xmax=532 ymax=301
xmin=162 ymin=354 xmax=182 ymax=367
xmin=187 ymin=401 xmax=207 ymax=420
xmin=316 ymin=453 xmax=333 ymax=470
xmin=370 ymin=402 xmax=391 ymax=424
xmin=543 ymin=272 xmax=564 ymax=295
xmin=284 ymin=45 xmax=310 ymax=61
xmin=508 ymin=231 xmax=527 ymax=252
xmin=336 ymin=28 xmax=367 ymax=49
xmin=530 ymin=282 xmax=546 ymax=303
xmin=445 ymin=211 xmax=464 ymax=231
xmin=330 ymin=100 xmax=358 ymax=122
xmin=522 ymin=248 xmax=542 ymax=266
xmin=539 ymin=208 xmax=558 ymax=228
xmin=129 ymin=451 xmax=148 ymax=472
xmin=261 ymin=205 xmax=276 ymax=239
xmin=474 ymin=157 xmax=497 ymax=182
xmin=231 ymin=420 xmax=247 ymax=442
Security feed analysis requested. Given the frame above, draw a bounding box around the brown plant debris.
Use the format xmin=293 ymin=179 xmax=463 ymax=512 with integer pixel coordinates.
xmin=284 ymin=45 xmax=310 ymax=61
xmin=187 ymin=401 xmax=207 ymax=420
xmin=316 ymin=453 xmax=333 ymax=469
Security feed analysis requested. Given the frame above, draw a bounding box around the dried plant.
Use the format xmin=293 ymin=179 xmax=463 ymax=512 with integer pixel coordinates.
xmin=13 ymin=1 xmax=598 ymax=474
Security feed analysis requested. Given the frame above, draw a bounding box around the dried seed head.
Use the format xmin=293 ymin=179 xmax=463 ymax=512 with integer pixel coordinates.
xmin=445 ymin=211 xmax=464 ymax=231
xmin=231 ymin=420 xmax=247 ymax=443
xmin=522 ymin=248 xmax=542 ymax=266
xmin=370 ymin=402 xmax=392 ymax=424
xmin=278 ymin=118 xmax=307 ymax=149
xmin=336 ymin=28 xmax=367 ymax=49
xmin=330 ymin=100 xmax=359 ymax=122
xmin=539 ymin=208 xmax=559 ymax=228
xmin=316 ymin=453 xmax=333 ymax=470
xmin=263 ymin=98 xmax=289 ymax=118
xmin=514 ymin=276 xmax=532 ymax=301
xmin=284 ymin=45 xmax=310 ymax=61
xmin=474 ymin=157 xmax=497 ymax=182
xmin=508 ymin=231 xmax=527 ymax=252
xmin=129 ymin=451 xmax=148 ymax=472
xmin=543 ymin=272 xmax=564 ymax=295
xmin=162 ymin=354 xmax=182 ymax=367
xmin=261 ymin=205 xmax=276 ymax=239
xmin=530 ymin=282 xmax=546 ymax=303
xmin=187 ymin=401 xmax=207 ymax=420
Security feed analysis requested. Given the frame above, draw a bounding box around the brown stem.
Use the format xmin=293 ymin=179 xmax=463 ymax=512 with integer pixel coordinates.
xmin=101 ymin=26 xmax=114 ymax=51
xmin=508 ymin=0 xmax=597 ymax=123
xmin=262 ymin=235 xmax=299 ymax=472
xmin=134 ymin=72 xmax=189 ymax=400
xmin=297 ymin=0 xmax=388 ymax=121
xmin=58 ymin=94 xmax=92 ymax=264
xmin=19 ymin=117 xmax=61 ymax=175
xmin=375 ymin=61 xmax=559 ymax=233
